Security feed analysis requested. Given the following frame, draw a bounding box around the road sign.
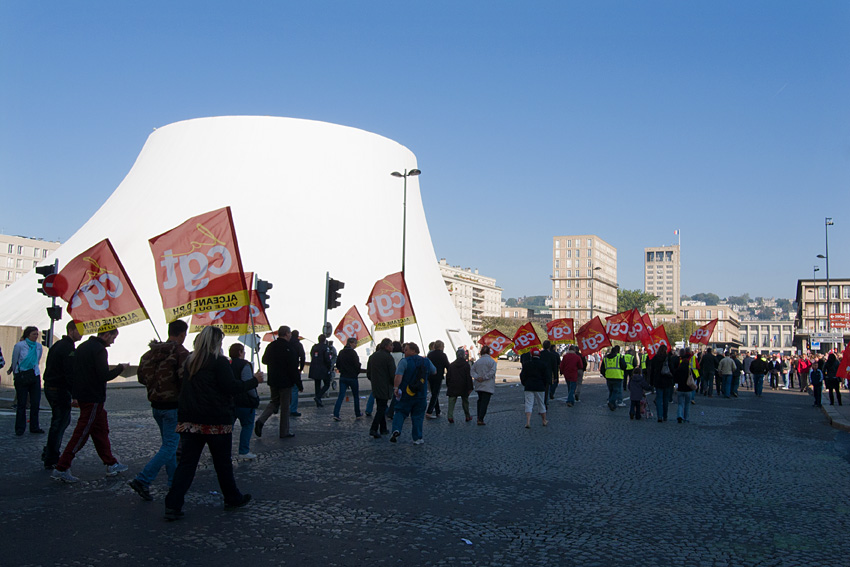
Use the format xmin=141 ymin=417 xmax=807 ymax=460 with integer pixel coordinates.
xmin=41 ymin=273 xmax=61 ymax=297
xmin=811 ymin=332 xmax=844 ymax=341
xmin=829 ymin=313 xmax=849 ymax=328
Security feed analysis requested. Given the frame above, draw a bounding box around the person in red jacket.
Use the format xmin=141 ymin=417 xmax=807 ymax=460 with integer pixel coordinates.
xmin=559 ymin=345 xmax=583 ymax=407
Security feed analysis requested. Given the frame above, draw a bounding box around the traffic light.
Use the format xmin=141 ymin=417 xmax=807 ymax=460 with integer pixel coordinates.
xmin=41 ymin=329 xmax=52 ymax=347
xmin=327 ymin=278 xmax=344 ymax=310
xmin=35 ymin=264 xmax=56 ymax=296
xmin=256 ymin=278 xmax=272 ymax=310
xmin=46 ymin=306 xmax=63 ymax=321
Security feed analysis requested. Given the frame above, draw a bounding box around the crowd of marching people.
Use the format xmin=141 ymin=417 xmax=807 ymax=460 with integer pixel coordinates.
xmin=1 ymin=321 xmax=846 ymax=521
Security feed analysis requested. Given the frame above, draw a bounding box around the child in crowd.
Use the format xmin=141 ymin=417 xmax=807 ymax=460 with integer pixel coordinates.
xmin=628 ymin=366 xmax=652 ymax=420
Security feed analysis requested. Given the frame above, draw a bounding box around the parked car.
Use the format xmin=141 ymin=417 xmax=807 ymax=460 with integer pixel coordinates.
xmin=498 ymin=349 xmax=519 ymax=362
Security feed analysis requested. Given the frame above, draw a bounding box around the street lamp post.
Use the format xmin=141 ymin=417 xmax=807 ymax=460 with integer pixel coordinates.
xmin=390 ymin=168 xmax=421 ymax=342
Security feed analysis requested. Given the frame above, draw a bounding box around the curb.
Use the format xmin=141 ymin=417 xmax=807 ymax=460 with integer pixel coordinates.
xmin=820 ymin=404 xmax=850 ymax=433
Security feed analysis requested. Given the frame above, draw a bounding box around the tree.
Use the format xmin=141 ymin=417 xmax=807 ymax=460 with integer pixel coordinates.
xmin=689 ymin=293 xmax=720 ymax=304
xmin=727 ymin=293 xmax=750 ymax=306
xmin=654 ymin=303 xmax=675 ymax=315
xmin=617 ymin=289 xmax=658 ymax=313
xmin=664 ymin=320 xmax=699 ymax=347
xmin=755 ymin=307 xmax=776 ymax=320
xmin=505 ymin=298 xmax=518 ymax=307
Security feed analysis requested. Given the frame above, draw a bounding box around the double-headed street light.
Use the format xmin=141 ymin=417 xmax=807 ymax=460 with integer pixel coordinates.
xmin=813 ymin=265 xmax=821 ymax=344
xmin=390 ymin=168 xmax=421 ymax=342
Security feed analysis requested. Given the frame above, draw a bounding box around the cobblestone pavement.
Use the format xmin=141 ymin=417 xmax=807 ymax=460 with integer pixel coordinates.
xmin=2 ymin=376 xmax=849 ymax=566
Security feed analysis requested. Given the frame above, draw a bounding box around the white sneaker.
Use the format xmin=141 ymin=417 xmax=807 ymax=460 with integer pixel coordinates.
xmin=238 ymin=452 xmax=257 ymax=460
xmin=106 ymin=462 xmax=129 ymax=476
xmin=413 ymin=439 xmax=425 ymax=445
xmin=52 ymin=469 xmax=79 ymax=483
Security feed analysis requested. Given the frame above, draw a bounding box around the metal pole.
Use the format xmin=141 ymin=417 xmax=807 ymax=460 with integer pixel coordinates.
xmin=48 ymin=258 xmax=58 ymax=347
xmin=400 ymin=170 xmax=407 ymax=343
xmin=250 ymin=273 xmax=258 ymax=370
xmin=323 ymin=271 xmax=329 ymax=331
xmin=813 ymin=266 xmax=819 ymax=352
xmin=825 ymin=218 xmax=831 ymax=340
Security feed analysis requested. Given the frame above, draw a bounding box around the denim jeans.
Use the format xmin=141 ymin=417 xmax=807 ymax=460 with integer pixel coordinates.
xmin=549 ymin=381 xmax=558 ymax=399
xmin=782 ymin=372 xmax=789 ymax=388
xmin=813 ymin=381 xmax=823 ymax=406
xmin=233 ymin=407 xmax=256 ymax=455
xmin=14 ymin=376 xmax=41 ymax=434
xmin=391 ymin=395 xmax=427 ymax=441
xmin=722 ymin=375 xmax=732 ymax=397
xmin=289 ymin=386 xmax=299 ymax=413
xmin=334 ymin=377 xmax=362 ymax=418
xmin=606 ymin=379 xmax=624 ymax=407
xmin=366 ymin=393 xmax=375 ymax=414
xmin=753 ymin=374 xmax=765 ymax=396
xmin=136 ymin=407 xmax=179 ymax=487
xmin=654 ymin=387 xmax=673 ymax=420
xmin=731 ymin=375 xmax=740 ymax=396
xmin=677 ymin=391 xmax=691 ymax=421
xmin=566 ymin=381 xmax=577 ymax=404
xmin=43 ymin=387 xmax=72 ymax=466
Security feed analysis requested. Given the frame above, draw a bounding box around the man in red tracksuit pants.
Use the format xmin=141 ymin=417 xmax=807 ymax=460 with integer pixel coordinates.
xmin=52 ymin=329 xmax=127 ymax=483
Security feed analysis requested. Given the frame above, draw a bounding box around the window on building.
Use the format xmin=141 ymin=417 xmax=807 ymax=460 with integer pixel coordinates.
xmin=646 ymin=252 xmax=654 ymax=262
xmin=6 ymin=244 xmax=12 ymax=253
xmin=553 ymin=301 xmax=559 ymax=309
xmin=15 ymin=272 xmax=21 ymax=280
xmin=831 ymin=303 xmax=839 ymax=314
xmin=587 ymin=239 xmax=593 ymax=247
xmin=817 ymin=304 xmax=826 ymax=316
xmin=695 ymin=310 xmax=701 ymax=318
xmin=32 ymin=260 xmax=38 ymax=269
xmin=554 ymin=270 xmax=559 ymax=277
xmin=564 ymin=290 xmax=570 ymax=298
xmin=33 ymin=248 xmax=39 ymax=257
xmin=719 ymin=310 xmax=724 ymax=319
xmin=555 ymin=240 xmax=560 ymax=248
xmin=16 ymin=259 xmax=23 ymax=269
xmin=585 ymin=259 xmax=591 ymax=268
xmin=555 ymin=260 xmax=560 ymax=269
xmin=42 ymin=249 xmax=48 ymax=258
xmin=818 ymin=286 xmax=827 ymax=299
xmin=17 ymin=245 xmax=23 ymax=254
xmin=706 ymin=310 xmax=712 ymax=318
xmin=586 ymin=300 xmax=592 ymax=308
xmin=587 ymin=248 xmax=592 ymax=257
xmin=554 ymin=290 xmax=559 ymax=298
xmin=566 ymin=300 xmax=571 ymax=308
xmin=566 ymin=250 xmax=571 ymax=258
xmin=576 ymin=280 xmax=581 ymax=288
xmin=586 ymin=269 xmax=592 ymax=277
xmin=554 ymin=280 xmax=560 ymax=289
xmin=5 ymin=270 xmax=10 ymax=280
xmin=831 ymin=286 xmax=840 ymax=299
xmin=566 ymin=239 xmax=572 ymax=247
xmin=555 ymin=250 xmax=560 ymax=258
xmin=665 ymin=251 xmax=673 ymax=261
xmin=575 ymin=250 xmax=580 ymax=258
xmin=565 ymin=281 xmax=571 ymax=288
xmin=5 ymin=258 xmax=12 ymax=267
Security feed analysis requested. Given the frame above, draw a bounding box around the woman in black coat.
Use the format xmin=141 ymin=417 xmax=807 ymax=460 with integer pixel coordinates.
xmin=824 ymin=353 xmax=841 ymax=406
xmin=164 ymin=327 xmax=259 ymax=521
xmin=649 ymin=345 xmax=674 ymax=423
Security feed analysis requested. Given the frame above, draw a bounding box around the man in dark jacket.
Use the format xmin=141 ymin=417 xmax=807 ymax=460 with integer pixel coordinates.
xmin=52 ymin=329 xmax=127 ymax=483
xmin=334 ymin=337 xmax=363 ymax=420
xmin=41 ymin=321 xmax=82 ymax=470
xmin=390 ymin=342 xmax=436 ymax=444
xmin=539 ymin=340 xmax=560 ymax=403
xmin=520 ymin=348 xmax=549 ymax=428
xmin=366 ymin=338 xmax=396 ymax=438
xmin=288 ymin=330 xmax=306 ymax=417
xmin=749 ymin=353 xmax=769 ymax=397
xmin=698 ymin=348 xmax=717 ymax=396
xmin=256 ymin=326 xmax=302 ymax=438
xmin=128 ymin=320 xmax=189 ymax=501
xmin=309 ymin=335 xmax=332 ymax=407
xmin=445 ymin=348 xmax=473 ymax=423
xmin=425 ymin=340 xmax=450 ymax=419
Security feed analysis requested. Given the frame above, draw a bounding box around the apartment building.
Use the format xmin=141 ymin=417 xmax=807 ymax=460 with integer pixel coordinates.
xmin=550 ymin=235 xmax=617 ymax=327
xmin=1 ymin=234 xmax=61 ymax=290
xmin=739 ymin=320 xmax=795 ymax=356
xmin=644 ymin=244 xmax=680 ymax=314
xmin=438 ymin=258 xmax=502 ymax=340
xmin=794 ymin=277 xmax=850 ymax=352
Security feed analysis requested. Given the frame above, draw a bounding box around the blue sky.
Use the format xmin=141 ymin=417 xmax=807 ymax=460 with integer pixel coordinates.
xmin=2 ymin=1 xmax=848 ymax=300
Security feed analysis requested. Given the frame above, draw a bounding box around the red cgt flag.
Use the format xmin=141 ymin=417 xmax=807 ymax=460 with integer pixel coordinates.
xmin=149 ymin=207 xmax=250 ymax=323
xmin=366 ymin=272 xmax=416 ymax=331
xmin=625 ymin=309 xmax=651 ymax=343
xmin=642 ymin=312 xmax=654 ymax=333
xmin=478 ymin=329 xmax=513 ymax=359
xmin=55 ymin=239 xmax=150 ymax=335
xmin=689 ymin=319 xmax=718 ymax=345
xmin=645 ymin=325 xmax=671 ymax=359
xmin=576 ymin=316 xmax=611 ymax=355
xmin=189 ymin=272 xmax=271 ymax=335
xmin=512 ymin=322 xmax=542 ymax=355
xmin=334 ymin=306 xmax=372 ymax=348
xmin=605 ymin=310 xmax=633 ymax=342
xmin=546 ymin=318 xmax=575 ymax=345
xmin=837 ymin=343 xmax=850 ymax=380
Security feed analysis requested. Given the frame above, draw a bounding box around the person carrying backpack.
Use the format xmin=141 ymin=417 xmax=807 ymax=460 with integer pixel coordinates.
xmin=389 ymin=342 xmax=436 ymax=445
xmin=810 ymin=363 xmax=824 ymax=408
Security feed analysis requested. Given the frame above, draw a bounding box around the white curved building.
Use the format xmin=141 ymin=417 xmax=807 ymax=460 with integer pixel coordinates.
xmin=0 ymin=116 xmax=472 ymax=366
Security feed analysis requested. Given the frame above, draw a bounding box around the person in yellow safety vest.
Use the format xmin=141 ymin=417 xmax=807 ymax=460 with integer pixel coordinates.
xmin=688 ymin=351 xmax=700 ymax=405
xmin=623 ymin=349 xmax=636 ymax=392
xmin=601 ymin=346 xmax=628 ymax=411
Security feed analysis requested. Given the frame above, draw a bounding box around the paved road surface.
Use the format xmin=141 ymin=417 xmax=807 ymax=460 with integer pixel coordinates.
xmin=2 ymin=376 xmax=848 ymax=566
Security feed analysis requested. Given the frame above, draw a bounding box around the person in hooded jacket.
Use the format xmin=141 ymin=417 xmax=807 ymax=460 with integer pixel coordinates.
xmin=445 ymin=347 xmax=473 ymax=423
xmin=698 ymin=347 xmax=717 ymax=396
xmin=309 ymin=335 xmax=332 ymax=407
xmin=163 ymin=326 xmax=258 ymax=521
xmin=520 ymin=348 xmax=548 ymax=428
xmin=649 ymin=344 xmax=674 ymax=422
xmin=366 ymin=338 xmax=396 ymax=438
xmin=823 ymin=353 xmax=841 ymax=406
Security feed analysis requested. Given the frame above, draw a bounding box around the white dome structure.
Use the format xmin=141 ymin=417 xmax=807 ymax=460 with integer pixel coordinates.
xmin=0 ymin=116 xmax=472 ymax=365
